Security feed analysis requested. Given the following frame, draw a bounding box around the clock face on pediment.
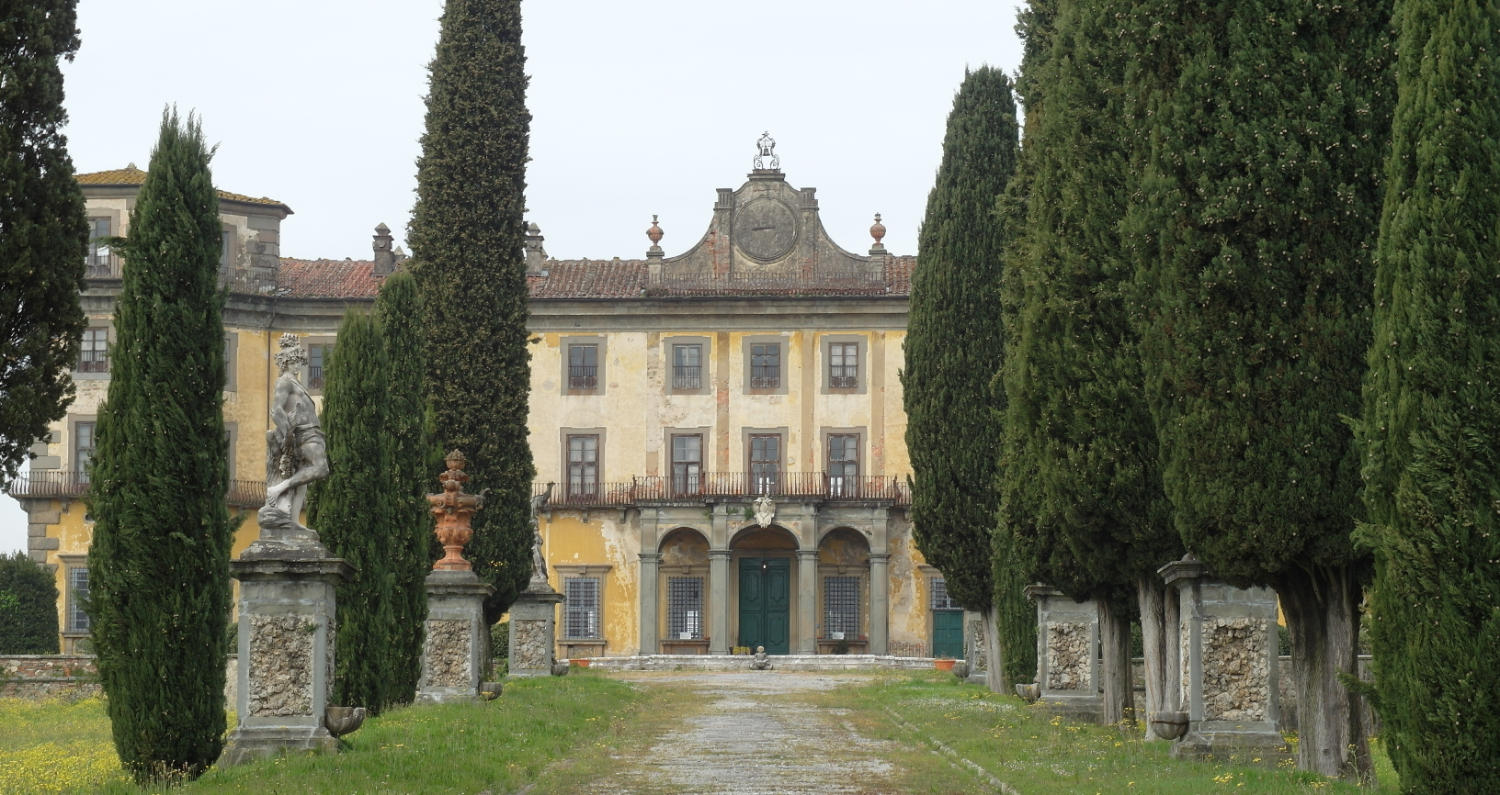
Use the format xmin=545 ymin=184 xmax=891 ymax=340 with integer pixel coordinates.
xmin=734 ymin=197 xmax=798 ymax=261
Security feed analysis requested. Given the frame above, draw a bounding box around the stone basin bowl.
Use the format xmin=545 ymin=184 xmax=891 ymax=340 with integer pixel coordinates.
xmin=324 ymin=705 xmax=366 ymax=738
xmin=1148 ymin=710 xmax=1190 ymax=740
xmin=1014 ymin=682 xmax=1041 ymax=704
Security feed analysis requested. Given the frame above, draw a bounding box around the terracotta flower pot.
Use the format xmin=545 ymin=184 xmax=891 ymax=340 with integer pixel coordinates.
xmin=571 ymin=658 xmax=590 ymax=668
xmin=934 ymin=658 xmax=957 ymax=672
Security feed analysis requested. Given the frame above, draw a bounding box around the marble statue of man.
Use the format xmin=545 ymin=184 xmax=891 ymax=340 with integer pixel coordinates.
xmin=529 ymin=482 xmax=554 ymax=586
xmin=260 ymin=334 xmax=329 ymax=538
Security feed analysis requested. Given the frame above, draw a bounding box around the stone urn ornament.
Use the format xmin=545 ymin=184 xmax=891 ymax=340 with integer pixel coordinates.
xmin=1015 ymin=682 xmax=1041 ymax=704
xmin=428 ymin=450 xmax=484 ymax=571
xmin=323 ymin=706 xmax=366 ymax=738
xmin=1148 ymin=710 xmax=1190 ymax=741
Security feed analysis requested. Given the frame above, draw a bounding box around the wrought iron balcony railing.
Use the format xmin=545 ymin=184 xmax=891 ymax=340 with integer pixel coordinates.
xmin=533 ymin=472 xmax=909 ymax=507
xmin=6 ymin=471 xmax=267 ymax=508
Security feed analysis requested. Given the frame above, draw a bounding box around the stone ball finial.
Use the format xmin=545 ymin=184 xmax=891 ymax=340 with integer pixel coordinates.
xmin=870 ymin=213 xmax=886 ymax=245
xmin=647 ymin=215 xmax=664 ymax=246
xmin=375 ymin=222 xmax=391 ymax=235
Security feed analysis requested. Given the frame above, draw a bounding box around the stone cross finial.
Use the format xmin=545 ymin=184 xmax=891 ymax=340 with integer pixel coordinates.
xmin=428 ymin=450 xmax=485 ymax=571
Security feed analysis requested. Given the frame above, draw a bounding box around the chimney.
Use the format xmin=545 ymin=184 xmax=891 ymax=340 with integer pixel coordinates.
xmin=524 ymin=222 xmax=547 ymax=275
xmin=373 ymin=222 xmax=396 ymax=276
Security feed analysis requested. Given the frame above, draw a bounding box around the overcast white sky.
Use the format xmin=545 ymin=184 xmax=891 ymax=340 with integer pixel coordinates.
xmin=1 ymin=0 xmax=1025 ymax=554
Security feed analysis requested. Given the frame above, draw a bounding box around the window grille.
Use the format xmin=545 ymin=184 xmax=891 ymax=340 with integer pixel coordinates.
xmin=672 ymin=344 xmax=702 ymax=390
xmin=829 ymin=342 xmax=858 ymax=388
xmin=930 ymin=577 xmax=959 ymax=611
xmin=67 ymin=566 xmax=90 ymax=633
xmin=749 ymin=434 xmax=781 ymax=494
xmin=74 ymin=422 xmax=95 ymax=486
xmin=568 ymin=344 xmax=599 ymax=389
xmin=567 ymin=435 xmax=599 ymax=498
xmin=667 ymin=576 xmax=704 ymax=639
xmin=671 ymin=435 xmax=701 ymax=495
xmin=78 ymin=328 xmax=109 ymax=373
xmin=824 ymin=576 xmax=860 ymax=637
xmin=564 ymin=577 xmax=600 ymax=639
xmin=750 ymin=343 xmax=780 ymax=388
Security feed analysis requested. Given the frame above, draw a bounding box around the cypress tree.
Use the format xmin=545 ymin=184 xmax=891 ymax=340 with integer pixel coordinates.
xmin=1358 ymin=1 xmax=1500 ymax=788
xmin=1125 ymin=2 xmax=1392 ymax=778
xmin=0 ymin=0 xmax=88 ymax=484
xmin=307 ymin=311 xmax=397 ymax=714
xmin=1007 ymin=0 xmax=1183 ymax=727
xmin=409 ymin=0 xmax=534 ymax=623
xmin=87 ymin=110 xmax=231 ymax=782
xmin=0 ymin=552 xmax=60 ymax=654
xmin=374 ymin=269 xmax=432 ymax=703
xmin=902 ymin=66 xmax=1021 ymax=692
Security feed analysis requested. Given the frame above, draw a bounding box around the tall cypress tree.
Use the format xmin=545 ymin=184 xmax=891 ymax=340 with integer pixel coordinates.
xmin=409 ymin=0 xmax=534 ymax=623
xmin=0 ymin=0 xmax=88 ymax=484
xmin=902 ymin=66 xmax=1021 ymax=692
xmin=1358 ymin=1 xmax=1500 ymax=788
xmin=307 ymin=311 xmax=396 ymax=714
xmin=1125 ymin=2 xmax=1392 ymax=779
xmin=87 ymin=111 xmax=230 ymax=782
xmin=375 ymin=269 xmax=432 ymax=703
xmin=1008 ymin=0 xmax=1182 ymax=726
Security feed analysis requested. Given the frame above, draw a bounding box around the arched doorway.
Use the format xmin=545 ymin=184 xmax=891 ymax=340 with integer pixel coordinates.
xmin=731 ymin=525 xmax=798 ymax=654
xmin=818 ymin=528 xmax=871 ymax=654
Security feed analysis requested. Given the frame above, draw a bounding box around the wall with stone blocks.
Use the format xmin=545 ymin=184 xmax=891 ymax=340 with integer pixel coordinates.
xmin=1 ymin=655 xmax=239 ymax=706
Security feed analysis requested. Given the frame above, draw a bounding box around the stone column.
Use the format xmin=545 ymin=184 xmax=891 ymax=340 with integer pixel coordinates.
xmin=507 ymin=582 xmax=566 ymax=677
xmin=419 ymin=570 xmax=495 ymax=699
xmin=638 ymin=552 xmax=660 ymax=655
xmin=797 ymin=549 xmax=818 ymax=654
xmin=1158 ymin=554 xmax=1283 ymax=759
xmin=869 ymin=552 xmax=890 ymax=655
xmin=222 ymin=549 xmax=352 ymax=765
xmin=1025 ymin=584 xmax=1102 ymax=722
xmin=708 ymin=549 xmax=730 ymax=654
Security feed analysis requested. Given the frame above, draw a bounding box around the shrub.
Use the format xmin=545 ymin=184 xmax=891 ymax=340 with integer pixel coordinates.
xmin=0 ymin=552 xmax=59 ymax=654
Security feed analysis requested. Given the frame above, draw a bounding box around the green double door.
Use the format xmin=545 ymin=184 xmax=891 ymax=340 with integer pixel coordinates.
xmin=738 ymin=557 xmax=790 ymax=654
xmin=932 ymin=609 xmax=965 ymax=658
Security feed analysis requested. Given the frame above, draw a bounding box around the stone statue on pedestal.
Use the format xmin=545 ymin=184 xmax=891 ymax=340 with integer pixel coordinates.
xmin=529 ymin=483 xmax=554 ymax=589
xmin=260 ymin=334 xmax=329 ymax=540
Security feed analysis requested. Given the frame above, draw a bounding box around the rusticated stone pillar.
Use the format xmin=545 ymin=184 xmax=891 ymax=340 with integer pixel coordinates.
xmin=1026 ymin=584 xmax=1103 ymax=722
xmin=418 ymin=450 xmax=496 ymax=699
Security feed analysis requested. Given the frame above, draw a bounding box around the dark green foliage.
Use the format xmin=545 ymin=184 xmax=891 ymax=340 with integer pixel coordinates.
xmin=903 ymin=66 xmax=1018 ymax=612
xmin=1358 ymin=1 xmax=1500 ymax=788
xmin=1005 ymin=0 xmax=1179 ymax=608
xmin=991 ymin=527 xmax=1036 ymax=688
xmin=0 ymin=0 xmax=88 ymax=484
xmin=307 ymin=311 xmax=397 ymax=715
xmin=374 ymin=270 xmax=431 ymax=704
xmin=1124 ymin=1 xmax=1391 ymax=778
xmin=409 ymin=0 xmax=534 ymax=624
xmin=0 ymin=552 xmax=59 ymax=654
xmin=87 ymin=110 xmax=231 ymax=783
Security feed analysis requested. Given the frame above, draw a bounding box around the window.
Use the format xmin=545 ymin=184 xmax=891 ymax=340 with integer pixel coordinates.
xmin=564 ymin=577 xmax=601 ymax=639
xmin=67 ymin=565 xmax=90 ymax=634
xmin=749 ymin=343 xmax=780 ymax=389
xmin=86 ymin=217 xmax=112 ymax=274
xmin=308 ymin=343 xmax=332 ymax=391
xmin=77 ymin=328 xmax=109 ymax=374
xmin=568 ymin=344 xmax=598 ymax=390
xmin=567 ymin=434 xmax=599 ymax=498
xmin=220 ymin=228 xmax=234 ymax=270
xmin=827 ymin=433 xmax=860 ymax=496
xmin=930 ymin=577 xmax=959 ymax=611
xmin=824 ymin=575 xmax=860 ymax=638
xmin=223 ymin=333 xmax=237 ymax=391
xmin=671 ymin=434 xmax=702 ymax=495
xmin=672 ymin=343 xmax=702 ymax=390
xmin=74 ymin=421 xmax=96 ymax=485
xmin=749 ymin=434 xmax=781 ymax=494
xmin=667 ymin=576 xmax=704 ymax=640
xmin=828 ymin=342 xmax=859 ymax=388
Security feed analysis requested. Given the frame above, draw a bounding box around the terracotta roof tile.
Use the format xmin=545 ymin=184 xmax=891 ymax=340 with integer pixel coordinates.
xmin=528 ymin=259 xmax=647 ymax=299
xmin=885 ymin=255 xmax=915 ymax=295
xmin=277 ymin=258 xmax=381 ymax=299
xmin=77 ymin=166 xmax=291 ymax=211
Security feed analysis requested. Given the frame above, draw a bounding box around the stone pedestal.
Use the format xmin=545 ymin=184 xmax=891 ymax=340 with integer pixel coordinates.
xmin=222 ymin=544 xmax=352 ymax=766
xmin=963 ymin=610 xmax=989 ymax=684
xmin=1025 ymin=584 xmax=1102 ymax=721
xmin=508 ymin=582 xmax=566 ymax=677
xmin=418 ymin=570 xmax=496 ymax=703
xmin=1159 ymin=556 xmax=1284 ymax=760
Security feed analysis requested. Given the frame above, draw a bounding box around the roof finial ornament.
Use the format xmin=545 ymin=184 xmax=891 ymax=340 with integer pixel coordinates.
xmin=869 ymin=212 xmax=888 ymax=255
xmin=753 ymin=131 xmax=780 ymax=171
xmin=646 ymin=214 xmax=664 ymax=258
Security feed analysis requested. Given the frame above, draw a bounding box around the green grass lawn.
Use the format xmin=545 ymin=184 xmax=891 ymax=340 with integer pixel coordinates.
xmin=1 ymin=671 xmax=1398 ymax=793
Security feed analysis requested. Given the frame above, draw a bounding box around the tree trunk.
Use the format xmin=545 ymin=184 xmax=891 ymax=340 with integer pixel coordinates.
xmin=1276 ymin=566 xmax=1372 ymax=783
xmin=982 ymin=608 xmax=1006 ymax=693
xmin=1099 ymin=599 xmax=1135 ymax=726
xmin=1136 ymin=575 xmax=1175 ymax=739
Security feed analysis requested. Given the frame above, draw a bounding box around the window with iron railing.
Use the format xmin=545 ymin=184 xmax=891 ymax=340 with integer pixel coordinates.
xmin=568 ymin=344 xmax=599 ymax=390
xmin=77 ymin=328 xmax=109 ymax=373
xmin=828 ymin=342 xmax=859 ymax=388
xmin=85 ymin=218 xmax=113 ymax=275
xmin=672 ymin=343 xmax=702 ymax=390
xmin=749 ymin=434 xmax=781 ymax=494
xmin=667 ymin=576 xmax=704 ymax=640
xmin=567 ymin=434 xmax=599 ymax=498
xmin=74 ymin=422 xmax=95 ymax=485
xmin=827 ymin=434 xmax=860 ymax=496
xmin=749 ymin=343 xmax=780 ymax=389
xmin=671 ymin=434 xmax=702 ymax=495
xmin=824 ymin=575 xmax=861 ymax=638
xmin=307 ymin=343 xmax=332 ymax=391
xmin=564 ymin=577 xmax=601 ymax=639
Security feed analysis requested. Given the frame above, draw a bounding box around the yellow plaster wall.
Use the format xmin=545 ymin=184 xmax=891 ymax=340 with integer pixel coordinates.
xmin=540 ymin=512 xmax=640 ymax=655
